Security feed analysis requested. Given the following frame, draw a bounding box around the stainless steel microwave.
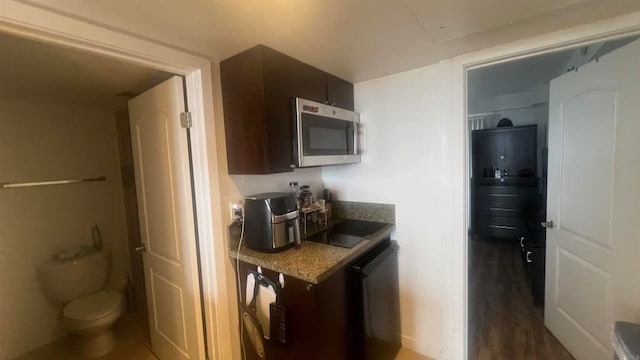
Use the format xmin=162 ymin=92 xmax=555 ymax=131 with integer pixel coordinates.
xmin=293 ymin=98 xmax=361 ymax=168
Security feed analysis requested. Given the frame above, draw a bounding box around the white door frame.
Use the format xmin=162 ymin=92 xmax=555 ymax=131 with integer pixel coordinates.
xmin=449 ymin=12 xmax=640 ymax=360
xmin=0 ymin=2 xmax=234 ymax=359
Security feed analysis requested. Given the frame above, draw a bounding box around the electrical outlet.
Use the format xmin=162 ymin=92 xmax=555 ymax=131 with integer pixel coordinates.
xmin=229 ymin=200 xmax=243 ymax=220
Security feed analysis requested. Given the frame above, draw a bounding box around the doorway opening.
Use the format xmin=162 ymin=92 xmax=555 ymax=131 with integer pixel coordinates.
xmin=466 ymin=34 xmax=639 ymax=359
xmin=0 ymin=30 xmax=206 ymax=359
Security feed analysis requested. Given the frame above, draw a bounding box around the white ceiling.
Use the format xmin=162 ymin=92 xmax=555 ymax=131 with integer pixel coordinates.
xmin=0 ymin=30 xmax=173 ymax=106
xmin=18 ymin=0 xmax=640 ymax=83
xmin=468 ymin=36 xmax=639 ymax=100
xmin=468 ymin=50 xmax=575 ymax=98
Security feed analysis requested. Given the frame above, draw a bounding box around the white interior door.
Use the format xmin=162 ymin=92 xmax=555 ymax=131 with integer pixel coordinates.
xmin=129 ymin=76 xmax=205 ymax=360
xmin=545 ymin=40 xmax=640 ymax=360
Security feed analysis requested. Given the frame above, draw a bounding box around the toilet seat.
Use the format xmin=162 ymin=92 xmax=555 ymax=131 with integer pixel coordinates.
xmin=64 ymin=290 xmax=122 ymax=321
xmin=62 ymin=290 xmax=124 ymax=358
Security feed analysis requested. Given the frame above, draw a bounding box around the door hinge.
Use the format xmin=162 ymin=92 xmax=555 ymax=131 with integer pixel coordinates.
xmin=180 ymin=112 xmax=192 ymax=128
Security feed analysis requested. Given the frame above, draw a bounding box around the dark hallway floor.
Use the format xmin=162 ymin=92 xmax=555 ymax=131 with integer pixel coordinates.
xmin=468 ymin=237 xmax=574 ymax=360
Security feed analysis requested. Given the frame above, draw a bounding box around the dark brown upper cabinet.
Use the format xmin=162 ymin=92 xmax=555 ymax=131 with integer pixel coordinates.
xmin=326 ymin=74 xmax=355 ymax=110
xmin=288 ymin=58 xmax=327 ymax=105
xmin=220 ymin=44 xmax=354 ymax=175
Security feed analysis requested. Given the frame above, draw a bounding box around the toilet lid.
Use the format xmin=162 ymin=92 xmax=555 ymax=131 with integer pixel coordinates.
xmin=64 ymin=290 xmax=122 ymax=320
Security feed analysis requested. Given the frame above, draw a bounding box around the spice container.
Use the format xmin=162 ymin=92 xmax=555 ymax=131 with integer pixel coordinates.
xmin=299 ymin=185 xmax=312 ymax=209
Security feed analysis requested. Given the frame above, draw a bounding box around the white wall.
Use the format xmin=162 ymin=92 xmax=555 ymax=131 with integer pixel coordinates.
xmin=228 ymin=169 xmax=323 ymax=199
xmin=322 ymin=63 xmax=454 ymax=359
xmin=0 ymin=95 xmax=129 ymax=358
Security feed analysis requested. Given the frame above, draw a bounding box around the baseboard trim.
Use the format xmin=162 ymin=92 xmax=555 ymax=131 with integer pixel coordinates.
xmin=401 ymin=334 xmax=452 ymax=360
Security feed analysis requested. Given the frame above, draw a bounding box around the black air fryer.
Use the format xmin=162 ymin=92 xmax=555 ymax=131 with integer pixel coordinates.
xmin=244 ymin=192 xmax=301 ymax=252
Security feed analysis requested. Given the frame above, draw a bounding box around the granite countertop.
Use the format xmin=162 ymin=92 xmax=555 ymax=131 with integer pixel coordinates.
xmin=229 ymin=221 xmax=395 ymax=284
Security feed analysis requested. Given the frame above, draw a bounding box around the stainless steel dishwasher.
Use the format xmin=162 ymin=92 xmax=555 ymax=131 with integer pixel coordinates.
xmin=352 ymin=239 xmax=401 ymax=360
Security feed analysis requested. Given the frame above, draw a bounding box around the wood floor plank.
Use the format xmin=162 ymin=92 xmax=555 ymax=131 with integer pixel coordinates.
xmin=468 ymin=238 xmax=574 ymax=360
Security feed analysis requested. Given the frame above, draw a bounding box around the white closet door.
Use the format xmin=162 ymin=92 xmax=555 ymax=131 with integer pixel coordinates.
xmin=545 ymin=40 xmax=640 ymax=360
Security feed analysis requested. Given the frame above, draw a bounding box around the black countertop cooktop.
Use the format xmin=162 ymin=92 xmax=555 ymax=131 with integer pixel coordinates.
xmin=305 ymin=219 xmax=388 ymax=248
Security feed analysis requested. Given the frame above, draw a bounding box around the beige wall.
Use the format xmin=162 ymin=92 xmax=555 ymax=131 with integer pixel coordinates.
xmin=0 ymin=95 xmax=129 ymax=358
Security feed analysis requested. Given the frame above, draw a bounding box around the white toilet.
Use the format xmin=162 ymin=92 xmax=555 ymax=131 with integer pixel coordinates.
xmin=39 ymin=248 xmax=124 ymax=358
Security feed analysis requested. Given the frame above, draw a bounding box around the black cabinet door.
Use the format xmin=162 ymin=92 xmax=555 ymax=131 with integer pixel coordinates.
xmin=472 ymin=125 xmax=537 ymax=178
xmin=326 ymin=74 xmax=355 ymax=110
xmin=495 ymin=126 xmax=536 ymax=176
xmin=288 ymin=58 xmax=327 ymax=104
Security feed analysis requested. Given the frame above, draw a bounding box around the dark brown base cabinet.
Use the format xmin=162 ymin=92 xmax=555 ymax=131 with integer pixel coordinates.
xmin=236 ymin=261 xmax=356 ymax=360
xmin=234 ymin=238 xmax=397 ymax=360
xmin=220 ymin=45 xmax=354 ymax=174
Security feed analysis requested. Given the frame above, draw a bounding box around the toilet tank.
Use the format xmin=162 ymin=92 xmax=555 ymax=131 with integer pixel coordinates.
xmin=39 ymin=248 xmax=110 ymax=303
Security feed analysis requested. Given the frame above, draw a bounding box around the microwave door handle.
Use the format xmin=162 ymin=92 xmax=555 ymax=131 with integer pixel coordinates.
xmin=353 ymin=121 xmax=361 ymax=155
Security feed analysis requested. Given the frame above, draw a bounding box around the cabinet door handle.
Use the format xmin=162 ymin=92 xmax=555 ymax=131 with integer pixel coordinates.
xmin=489 ymin=207 xmax=517 ymax=212
xmin=488 ymin=193 xmax=517 ymax=197
xmin=489 ymin=225 xmax=518 ymax=230
xmin=526 ymin=251 xmax=532 ymax=263
xmin=520 ymin=237 xmax=525 ymax=247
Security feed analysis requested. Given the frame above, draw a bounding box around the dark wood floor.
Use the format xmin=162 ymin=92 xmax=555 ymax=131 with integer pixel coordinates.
xmin=468 ymin=237 xmax=574 ymax=360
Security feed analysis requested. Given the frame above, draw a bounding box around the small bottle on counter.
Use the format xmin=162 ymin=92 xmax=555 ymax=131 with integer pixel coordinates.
xmin=289 ymin=181 xmax=299 ymax=196
xmin=322 ymin=188 xmax=332 ymax=203
xmin=495 ymin=168 xmax=501 ymax=179
xmin=300 ymin=185 xmax=312 ymax=209
xmin=289 ymin=182 xmax=301 ymax=209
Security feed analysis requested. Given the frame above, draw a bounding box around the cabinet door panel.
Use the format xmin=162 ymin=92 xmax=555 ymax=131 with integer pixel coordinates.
xmin=236 ymin=261 xmax=319 ymax=360
xmin=472 ymin=130 xmax=495 ymax=178
xmin=262 ymin=47 xmax=295 ymax=172
xmin=472 ymin=126 xmax=537 ymax=178
xmin=326 ymin=74 xmax=354 ymax=110
xmin=289 ymin=59 xmax=327 ymax=104
xmin=496 ymin=127 xmax=536 ymax=176
xmin=220 ymin=47 xmax=268 ymax=174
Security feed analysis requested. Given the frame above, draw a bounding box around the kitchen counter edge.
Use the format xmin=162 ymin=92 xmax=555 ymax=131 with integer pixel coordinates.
xmin=229 ymin=223 xmax=395 ymax=284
